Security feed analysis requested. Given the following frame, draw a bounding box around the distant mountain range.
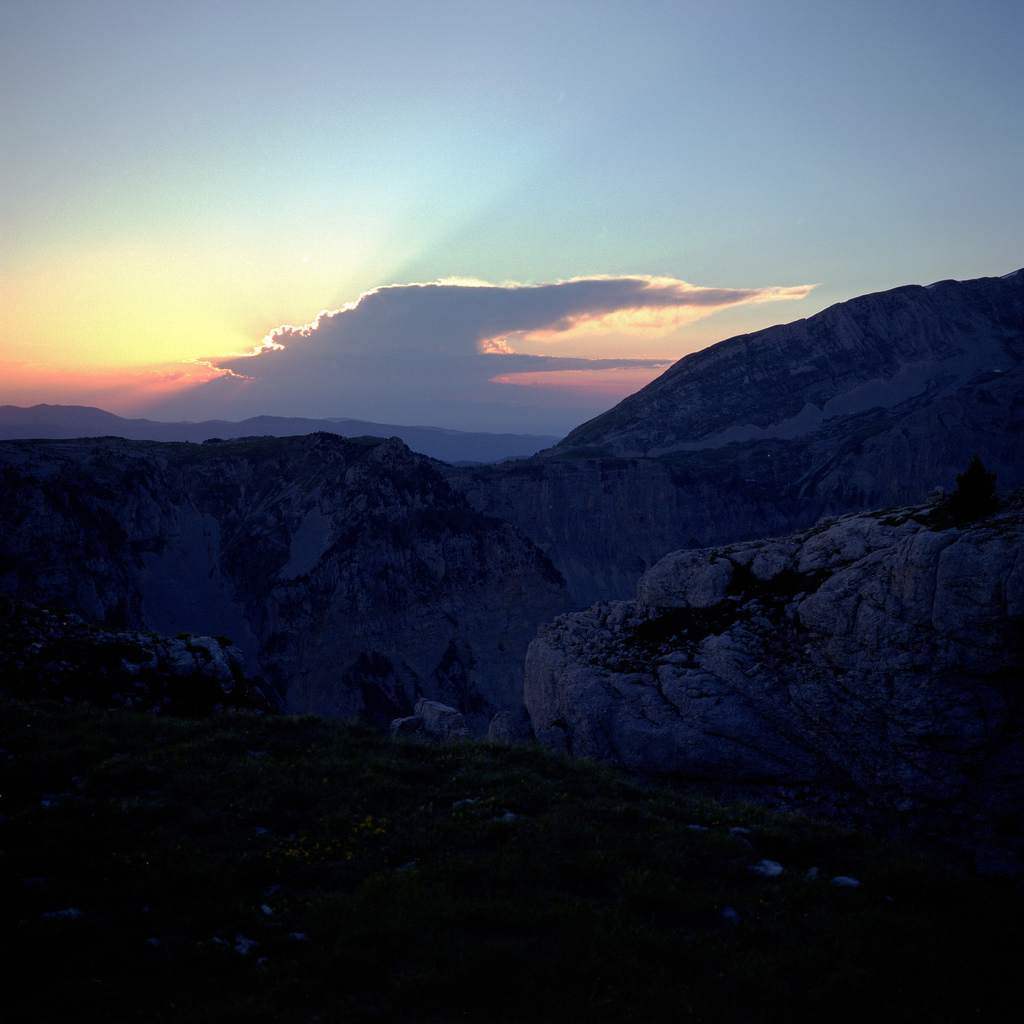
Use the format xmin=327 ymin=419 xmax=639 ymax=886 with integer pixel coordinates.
xmin=0 ymin=405 xmax=561 ymax=464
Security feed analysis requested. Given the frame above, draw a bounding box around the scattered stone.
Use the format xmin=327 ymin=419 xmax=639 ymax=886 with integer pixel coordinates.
xmin=831 ymin=876 xmax=861 ymax=888
xmin=234 ymin=934 xmax=259 ymax=955
xmin=0 ymin=597 xmax=273 ymax=715
xmin=390 ymin=715 xmax=425 ymax=736
xmin=414 ymin=699 xmax=470 ymax=741
xmin=748 ymin=860 xmax=784 ymax=878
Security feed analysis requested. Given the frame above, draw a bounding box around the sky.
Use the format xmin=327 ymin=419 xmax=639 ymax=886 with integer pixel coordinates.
xmin=2 ymin=1 xmax=1022 ymax=435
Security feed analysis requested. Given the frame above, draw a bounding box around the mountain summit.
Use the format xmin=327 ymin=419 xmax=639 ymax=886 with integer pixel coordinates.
xmin=552 ymin=268 xmax=1024 ymax=458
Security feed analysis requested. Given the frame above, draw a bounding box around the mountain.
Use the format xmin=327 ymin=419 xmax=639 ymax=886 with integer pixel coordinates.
xmin=3 ymin=268 xmax=1022 ymax=733
xmin=0 ymin=433 xmax=568 ymax=730
xmin=446 ymin=269 xmax=1024 ymax=606
xmin=3 ymin=268 xmax=1022 ymax=879
xmin=554 ymin=268 xmax=1024 ymax=458
xmin=0 ymin=405 xmax=560 ymax=464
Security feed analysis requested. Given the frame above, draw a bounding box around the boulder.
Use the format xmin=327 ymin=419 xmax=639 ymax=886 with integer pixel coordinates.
xmin=414 ymin=699 xmax=469 ymax=741
xmin=486 ymin=705 xmax=534 ymax=743
xmin=389 ymin=715 xmax=425 ymax=737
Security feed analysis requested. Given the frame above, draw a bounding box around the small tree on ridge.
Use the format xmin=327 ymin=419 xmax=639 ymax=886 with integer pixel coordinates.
xmin=946 ymin=454 xmax=999 ymax=524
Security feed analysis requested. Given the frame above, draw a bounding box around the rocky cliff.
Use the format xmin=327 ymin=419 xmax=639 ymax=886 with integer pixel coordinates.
xmin=0 ymin=433 xmax=568 ymax=730
xmin=446 ymin=270 xmax=1024 ymax=606
xmin=523 ymin=492 xmax=1024 ymax=873
xmin=555 ymin=268 xmax=1024 ymax=458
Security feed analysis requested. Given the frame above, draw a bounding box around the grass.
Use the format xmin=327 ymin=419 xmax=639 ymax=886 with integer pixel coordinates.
xmin=2 ymin=697 xmax=1022 ymax=1023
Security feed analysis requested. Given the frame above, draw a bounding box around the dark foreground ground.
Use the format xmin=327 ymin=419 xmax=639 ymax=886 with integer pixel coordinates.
xmin=2 ymin=696 xmax=1022 ymax=1024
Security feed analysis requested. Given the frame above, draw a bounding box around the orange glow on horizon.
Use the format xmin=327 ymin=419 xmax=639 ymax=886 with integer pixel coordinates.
xmin=0 ymin=359 xmax=223 ymax=417
xmin=490 ymin=364 xmax=672 ymax=396
xmin=1 ymin=269 xmax=819 ymax=418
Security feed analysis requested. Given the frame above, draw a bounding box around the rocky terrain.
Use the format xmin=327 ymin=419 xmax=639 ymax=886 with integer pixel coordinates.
xmin=0 ymin=597 xmax=273 ymax=715
xmin=0 ymin=432 xmax=567 ymax=730
xmin=447 ymin=269 xmax=1024 ymax=605
xmin=523 ymin=491 xmax=1024 ymax=873
xmin=2 ymin=269 xmax=1022 ymax=773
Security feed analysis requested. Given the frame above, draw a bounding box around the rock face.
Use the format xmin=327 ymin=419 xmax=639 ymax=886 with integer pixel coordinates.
xmin=0 ymin=433 xmax=568 ymax=730
xmin=447 ymin=270 xmax=1024 ymax=606
xmin=524 ymin=493 xmax=1024 ymax=873
xmin=555 ymin=268 xmax=1024 ymax=459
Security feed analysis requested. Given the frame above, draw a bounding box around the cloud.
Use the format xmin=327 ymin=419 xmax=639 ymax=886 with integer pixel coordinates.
xmin=157 ymin=276 xmax=814 ymax=432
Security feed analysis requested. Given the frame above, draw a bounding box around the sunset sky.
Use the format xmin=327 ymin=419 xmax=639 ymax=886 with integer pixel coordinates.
xmin=2 ymin=1 xmax=1022 ymax=434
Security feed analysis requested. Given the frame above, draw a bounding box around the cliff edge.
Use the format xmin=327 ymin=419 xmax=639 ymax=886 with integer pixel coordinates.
xmin=525 ymin=491 xmax=1024 ymax=873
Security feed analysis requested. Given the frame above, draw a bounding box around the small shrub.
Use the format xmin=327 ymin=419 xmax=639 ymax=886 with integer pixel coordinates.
xmin=946 ymin=454 xmax=999 ymax=524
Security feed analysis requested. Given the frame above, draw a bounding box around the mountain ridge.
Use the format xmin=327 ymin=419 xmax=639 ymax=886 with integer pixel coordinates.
xmin=0 ymin=405 xmax=560 ymax=465
xmin=446 ymin=268 xmax=1024 ymax=605
xmin=551 ymin=268 xmax=1024 ymax=458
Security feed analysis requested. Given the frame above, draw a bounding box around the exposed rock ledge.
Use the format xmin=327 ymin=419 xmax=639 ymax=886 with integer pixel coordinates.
xmin=524 ymin=493 xmax=1024 ymax=874
xmin=0 ymin=598 xmax=274 ymax=715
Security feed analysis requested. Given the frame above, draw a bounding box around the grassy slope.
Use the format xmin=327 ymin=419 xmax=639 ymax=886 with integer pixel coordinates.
xmin=1 ymin=698 xmax=1021 ymax=1024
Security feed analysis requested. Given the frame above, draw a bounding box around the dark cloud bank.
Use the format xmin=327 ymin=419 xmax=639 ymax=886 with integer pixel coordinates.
xmin=150 ymin=277 xmax=812 ymax=434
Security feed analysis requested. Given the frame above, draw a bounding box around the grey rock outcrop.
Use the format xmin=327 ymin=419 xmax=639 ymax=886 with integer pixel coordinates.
xmin=0 ymin=433 xmax=568 ymax=730
xmin=389 ymin=699 xmax=470 ymax=741
xmin=524 ymin=493 xmax=1024 ymax=873
xmin=0 ymin=598 xmax=272 ymax=714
